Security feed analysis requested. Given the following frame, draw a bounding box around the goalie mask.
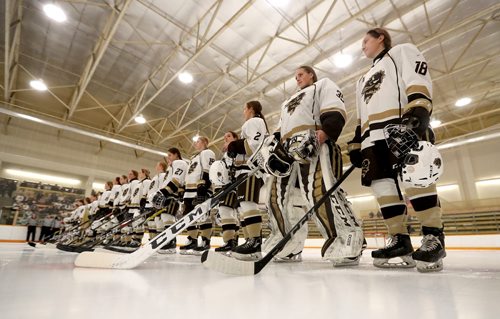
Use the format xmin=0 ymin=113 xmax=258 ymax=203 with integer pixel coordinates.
xmin=248 ymin=135 xmax=294 ymax=177
xmin=400 ymin=141 xmax=443 ymax=188
xmin=285 ymin=129 xmax=319 ymax=164
xmin=209 ymin=160 xmax=232 ymax=186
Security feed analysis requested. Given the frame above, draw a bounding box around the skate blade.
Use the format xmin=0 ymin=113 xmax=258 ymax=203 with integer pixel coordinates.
xmin=273 ymin=256 xmax=302 ymax=263
xmin=179 ymin=250 xmax=196 ymax=256
xmin=416 ymin=259 xmax=443 ymax=273
xmin=331 ymin=256 xmax=361 ymax=267
xmin=157 ymin=249 xmax=176 ymax=255
xmin=231 ymin=251 xmax=262 ymax=261
xmin=373 ymin=255 xmax=416 ymax=269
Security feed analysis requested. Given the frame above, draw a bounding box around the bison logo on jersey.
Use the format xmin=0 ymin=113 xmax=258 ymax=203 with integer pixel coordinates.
xmin=285 ymin=92 xmax=305 ymax=115
xmin=188 ymin=162 xmax=198 ymax=174
xmin=361 ymin=70 xmax=385 ymax=104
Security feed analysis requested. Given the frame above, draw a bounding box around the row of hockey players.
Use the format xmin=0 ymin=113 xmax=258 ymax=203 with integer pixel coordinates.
xmin=59 ymin=27 xmax=445 ymax=272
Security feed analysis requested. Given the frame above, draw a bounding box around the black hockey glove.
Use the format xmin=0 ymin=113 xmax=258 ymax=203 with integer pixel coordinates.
xmin=139 ymin=198 xmax=147 ymax=209
xmin=401 ymin=107 xmax=430 ymax=139
xmin=194 ymin=183 xmax=212 ymax=205
xmin=347 ymin=125 xmax=363 ymax=168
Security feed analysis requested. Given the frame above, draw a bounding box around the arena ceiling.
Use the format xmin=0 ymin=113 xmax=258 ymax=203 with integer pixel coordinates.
xmin=1 ymin=0 xmax=500 ymax=158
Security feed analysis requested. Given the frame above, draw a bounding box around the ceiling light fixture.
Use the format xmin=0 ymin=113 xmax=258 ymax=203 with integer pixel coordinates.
xmin=430 ymin=119 xmax=442 ymax=128
xmin=30 ymin=79 xmax=48 ymax=91
xmin=43 ymin=4 xmax=67 ymax=23
xmin=192 ymin=134 xmax=200 ymax=142
xmin=333 ymin=52 xmax=353 ymax=68
xmin=134 ymin=114 xmax=146 ymax=124
xmin=179 ymin=72 xmax=193 ymax=84
xmin=455 ymin=97 xmax=471 ymax=107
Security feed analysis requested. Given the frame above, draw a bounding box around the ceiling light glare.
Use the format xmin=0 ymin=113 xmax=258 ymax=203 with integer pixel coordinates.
xmin=268 ymin=0 xmax=290 ymax=8
xmin=192 ymin=134 xmax=200 ymax=142
xmin=455 ymin=97 xmax=471 ymax=107
xmin=30 ymin=80 xmax=48 ymax=91
xmin=333 ymin=52 xmax=353 ymax=68
xmin=4 ymin=169 xmax=80 ymax=185
xmin=430 ymin=119 xmax=442 ymax=128
xmin=43 ymin=4 xmax=67 ymax=23
xmin=179 ymin=72 xmax=193 ymax=84
xmin=134 ymin=114 xmax=146 ymax=124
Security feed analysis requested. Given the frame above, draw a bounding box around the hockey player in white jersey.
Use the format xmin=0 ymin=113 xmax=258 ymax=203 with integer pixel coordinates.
xmin=348 ymin=28 xmax=445 ymax=272
xmin=264 ymin=65 xmax=364 ymax=266
xmin=220 ymin=101 xmax=268 ymax=260
xmin=152 ymin=148 xmax=188 ymax=254
xmin=179 ymin=137 xmax=215 ymax=255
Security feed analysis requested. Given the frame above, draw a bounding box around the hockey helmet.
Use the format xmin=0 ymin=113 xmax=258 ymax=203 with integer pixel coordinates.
xmin=400 ymin=141 xmax=443 ymax=188
xmin=285 ymin=129 xmax=320 ymax=164
xmin=248 ymin=135 xmax=294 ymax=177
xmin=209 ymin=160 xmax=232 ymax=186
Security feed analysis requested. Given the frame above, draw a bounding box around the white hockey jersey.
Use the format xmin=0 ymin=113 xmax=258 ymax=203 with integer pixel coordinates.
xmin=161 ymin=159 xmax=189 ymax=194
xmin=355 ymin=43 xmax=433 ymax=150
xmin=277 ymin=78 xmax=346 ymax=142
xmin=110 ymin=184 xmax=122 ymax=207
xmin=98 ymin=190 xmax=112 ymax=208
xmin=184 ymin=149 xmax=215 ymax=198
xmin=128 ymin=179 xmax=143 ymax=206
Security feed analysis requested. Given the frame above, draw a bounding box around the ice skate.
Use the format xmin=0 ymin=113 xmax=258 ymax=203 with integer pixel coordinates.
xmin=372 ymin=234 xmax=416 ymax=268
xmin=193 ymin=237 xmax=211 ymax=256
xmin=273 ymin=251 xmax=302 ymax=263
xmin=214 ymin=238 xmax=238 ymax=254
xmin=158 ymin=238 xmax=177 ymax=255
xmin=413 ymin=228 xmax=446 ymax=272
xmin=231 ymin=237 xmax=262 ymax=261
xmin=179 ymin=236 xmax=198 ymax=255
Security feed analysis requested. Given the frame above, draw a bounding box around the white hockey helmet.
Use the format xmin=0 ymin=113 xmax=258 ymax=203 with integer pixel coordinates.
xmin=248 ymin=135 xmax=294 ymax=177
xmin=209 ymin=160 xmax=232 ymax=186
xmin=285 ymin=129 xmax=319 ymax=164
xmin=400 ymin=141 xmax=443 ymax=188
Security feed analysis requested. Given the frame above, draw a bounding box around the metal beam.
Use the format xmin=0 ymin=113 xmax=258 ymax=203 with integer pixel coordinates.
xmin=160 ymin=0 xmax=386 ymax=142
xmin=4 ymin=0 xmax=23 ymax=103
xmin=117 ymin=0 xmax=255 ymax=132
xmin=66 ymin=0 xmax=133 ymax=119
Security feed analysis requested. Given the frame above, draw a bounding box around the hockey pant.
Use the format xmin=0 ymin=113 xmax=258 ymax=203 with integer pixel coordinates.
xmin=371 ymin=179 xmax=443 ymax=235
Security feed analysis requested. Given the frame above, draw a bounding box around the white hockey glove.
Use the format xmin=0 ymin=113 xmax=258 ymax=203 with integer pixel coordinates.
xmin=285 ymin=129 xmax=320 ymax=164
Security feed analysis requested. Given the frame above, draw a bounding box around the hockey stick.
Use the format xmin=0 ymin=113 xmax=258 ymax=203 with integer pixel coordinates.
xmin=28 ymin=208 xmax=115 ymax=248
xmin=201 ymin=165 xmax=355 ymax=275
xmin=56 ymin=208 xmax=148 ymax=253
xmin=74 ymin=168 xmax=257 ymax=269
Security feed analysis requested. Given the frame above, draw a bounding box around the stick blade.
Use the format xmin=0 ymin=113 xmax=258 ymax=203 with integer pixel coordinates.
xmin=75 ymin=251 xmax=129 ymax=269
xmin=201 ymin=250 xmax=256 ymax=275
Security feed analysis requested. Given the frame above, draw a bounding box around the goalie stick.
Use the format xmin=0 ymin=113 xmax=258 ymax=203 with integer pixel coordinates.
xmin=201 ymin=165 xmax=355 ymax=275
xmin=74 ymin=168 xmax=258 ymax=269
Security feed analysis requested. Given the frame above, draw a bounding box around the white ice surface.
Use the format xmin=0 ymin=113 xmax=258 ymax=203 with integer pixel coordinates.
xmin=1 ymin=243 xmax=499 ymax=319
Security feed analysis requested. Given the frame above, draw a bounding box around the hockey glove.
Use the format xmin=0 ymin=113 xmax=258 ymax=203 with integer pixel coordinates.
xmin=194 ymin=183 xmax=212 ymax=205
xmin=347 ymin=125 xmax=363 ymax=168
xmin=139 ymin=198 xmax=147 ymax=209
xmin=401 ymin=107 xmax=430 ymax=139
